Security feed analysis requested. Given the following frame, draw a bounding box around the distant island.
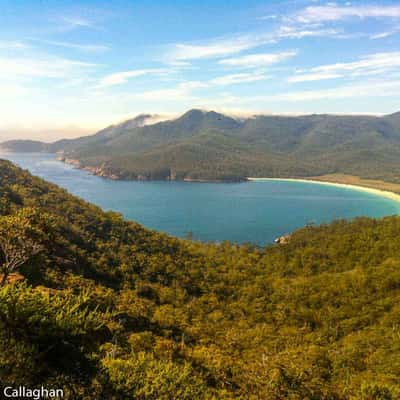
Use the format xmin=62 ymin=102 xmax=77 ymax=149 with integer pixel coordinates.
xmin=2 ymin=109 xmax=400 ymax=189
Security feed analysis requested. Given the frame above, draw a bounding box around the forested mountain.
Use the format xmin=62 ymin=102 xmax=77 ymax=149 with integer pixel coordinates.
xmin=2 ymin=109 xmax=400 ymax=182
xmin=1 ymin=158 xmax=400 ymax=398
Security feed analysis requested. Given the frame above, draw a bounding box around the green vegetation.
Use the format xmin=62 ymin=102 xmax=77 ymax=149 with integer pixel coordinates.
xmin=1 ymin=158 xmax=400 ymax=398
xmin=3 ymin=109 xmax=400 ymax=183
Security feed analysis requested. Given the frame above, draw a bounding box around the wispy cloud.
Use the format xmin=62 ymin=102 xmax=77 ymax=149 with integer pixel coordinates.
xmin=288 ymin=72 xmax=343 ymax=83
xmin=293 ymin=4 xmax=400 ymax=23
xmin=279 ymin=80 xmax=400 ymax=101
xmin=0 ymin=55 xmax=96 ymax=79
xmin=165 ymin=25 xmax=335 ymax=63
xmin=370 ymin=28 xmax=400 ymax=39
xmin=60 ymin=16 xmax=94 ymax=29
xmin=126 ymin=71 xmax=271 ymax=103
xmin=275 ymin=25 xmax=338 ymax=39
xmin=166 ymin=35 xmax=261 ymax=61
xmin=210 ymin=71 xmax=270 ymax=85
xmin=97 ymin=64 xmax=272 ymax=91
xmin=315 ymin=52 xmax=400 ymax=73
xmin=0 ymin=40 xmax=29 ymax=49
xmin=225 ymin=79 xmax=400 ymax=106
xmin=289 ymin=52 xmax=400 ymax=83
xmin=51 ymin=13 xmax=105 ymax=33
xmin=29 ymin=38 xmax=109 ymax=53
xmin=96 ymin=69 xmax=168 ymax=88
xmin=219 ymin=51 xmax=297 ymax=68
xmin=164 ymin=60 xmax=192 ymax=67
xmin=258 ymin=14 xmax=277 ymax=20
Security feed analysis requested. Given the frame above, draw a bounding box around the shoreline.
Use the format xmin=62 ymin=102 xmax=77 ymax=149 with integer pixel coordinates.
xmin=2 ymin=151 xmax=400 ymax=204
xmin=58 ymin=156 xmax=245 ymax=183
xmin=247 ymin=177 xmax=400 ymax=205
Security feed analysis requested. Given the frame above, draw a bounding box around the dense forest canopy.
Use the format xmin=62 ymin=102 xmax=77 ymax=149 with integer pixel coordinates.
xmin=0 ymin=158 xmax=399 ymax=398
xmin=2 ymin=109 xmax=400 ymax=183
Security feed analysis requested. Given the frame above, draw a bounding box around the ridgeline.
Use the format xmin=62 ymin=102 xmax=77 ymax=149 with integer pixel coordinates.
xmin=3 ymin=109 xmax=400 ymax=183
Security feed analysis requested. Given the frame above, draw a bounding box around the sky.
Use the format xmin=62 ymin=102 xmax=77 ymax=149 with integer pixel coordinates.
xmin=1 ymin=0 xmax=400 ymax=140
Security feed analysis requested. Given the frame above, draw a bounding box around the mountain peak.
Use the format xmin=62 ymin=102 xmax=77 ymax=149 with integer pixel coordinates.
xmin=179 ymin=109 xmax=207 ymax=119
xmin=119 ymin=114 xmax=159 ymax=130
xmin=175 ymin=109 xmax=241 ymax=132
xmin=180 ymin=109 xmax=229 ymax=119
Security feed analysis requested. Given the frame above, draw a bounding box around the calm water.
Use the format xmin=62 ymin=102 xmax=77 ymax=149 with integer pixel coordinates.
xmin=2 ymin=152 xmax=400 ymax=245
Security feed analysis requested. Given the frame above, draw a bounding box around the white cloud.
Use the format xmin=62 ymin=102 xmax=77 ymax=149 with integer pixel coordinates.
xmin=289 ymin=52 xmax=400 ymax=83
xmin=370 ymin=29 xmax=400 ymax=39
xmin=0 ymin=56 xmax=96 ymax=78
xmin=60 ymin=16 xmax=94 ymax=29
xmin=210 ymin=71 xmax=269 ymax=85
xmin=178 ymin=81 xmax=208 ymax=90
xmin=164 ymin=60 xmax=192 ymax=67
xmin=294 ymin=4 xmax=400 ymax=23
xmin=312 ymin=51 xmax=400 ymax=73
xmin=288 ymin=72 xmax=343 ymax=83
xmin=125 ymin=73 xmax=269 ymax=103
xmin=0 ymin=41 xmax=29 ymax=49
xmin=219 ymin=51 xmax=297 ymax=68
xmin=167 ymin=35 xmax=260 ymax=61
xmin=96 ymin=69 xmax=168 ymax=88
xmin=258 ymin=15 xmax=277 ymax=20
xmin=165 ymin=24 xmax=335 ymax=63
xmin=219 ymin=79 xmax=400 ymax=108
xmin=279 ymin=80 xmax=400 ymax=101
xmin=143 ymin=72 xmax=270 ymax=98
xmin=29 ymin=38 xmax=109 ymax=52
xmin=276 ymin=25 xmax=338 ymax=39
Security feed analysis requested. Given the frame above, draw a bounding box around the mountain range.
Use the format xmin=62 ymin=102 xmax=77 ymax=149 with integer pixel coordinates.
xmin=2 ymin=109 xmax=400 ymax=183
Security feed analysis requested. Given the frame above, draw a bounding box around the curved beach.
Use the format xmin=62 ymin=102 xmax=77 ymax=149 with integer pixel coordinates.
xmin=247 ymin=177 xmax=400 ymax=205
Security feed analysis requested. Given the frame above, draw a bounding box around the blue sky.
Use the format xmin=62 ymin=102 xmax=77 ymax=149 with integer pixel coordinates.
xmin=1 ymin=0 xmax=400 ymax=140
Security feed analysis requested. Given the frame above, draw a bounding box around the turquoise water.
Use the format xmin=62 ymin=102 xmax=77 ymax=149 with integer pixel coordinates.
xmin=2 ymin=152 xmax=400 ymax=245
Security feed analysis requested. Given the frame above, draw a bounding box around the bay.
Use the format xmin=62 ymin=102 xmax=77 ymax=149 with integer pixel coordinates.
xmin=2 ymin=152 xmax=400 ymax=245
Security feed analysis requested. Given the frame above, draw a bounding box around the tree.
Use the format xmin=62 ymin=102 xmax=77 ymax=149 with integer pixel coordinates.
xmin=0 ymin=208 xmax=45 ymax=286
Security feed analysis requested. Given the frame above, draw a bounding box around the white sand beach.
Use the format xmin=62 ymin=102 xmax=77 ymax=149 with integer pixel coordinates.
xmin=247 ymin=177 xmax=400 ymax=205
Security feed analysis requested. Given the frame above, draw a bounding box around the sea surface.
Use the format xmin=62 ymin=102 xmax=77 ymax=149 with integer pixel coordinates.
xmin=3 ymin=152 xmax=400 ymax=245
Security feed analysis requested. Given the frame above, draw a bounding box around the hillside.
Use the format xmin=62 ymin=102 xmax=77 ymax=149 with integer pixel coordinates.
xmin=1 ymin=158 xmax=400 ymax=398
xmin=3 ymin=109 xmax=400 ymax=183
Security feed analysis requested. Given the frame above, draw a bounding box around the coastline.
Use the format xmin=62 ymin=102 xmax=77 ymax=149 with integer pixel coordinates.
xmin=59 ymin=157 xmax=245 ymax=183
xmin=2 ymin=150 xmax=400 ymax=204
xmin=58 ymin=155 xmax=400 ymax=191
xmin=247 ymin=177 xmax=400 ymax=205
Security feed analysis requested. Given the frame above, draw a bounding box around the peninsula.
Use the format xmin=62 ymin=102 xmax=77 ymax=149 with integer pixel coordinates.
xmin=3 ymin=109 xmax=400 ymax=185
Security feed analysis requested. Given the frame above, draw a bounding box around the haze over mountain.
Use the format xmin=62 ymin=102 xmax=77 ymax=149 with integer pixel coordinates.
xmin=3 ymin=109 xmax=400 ymax=183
